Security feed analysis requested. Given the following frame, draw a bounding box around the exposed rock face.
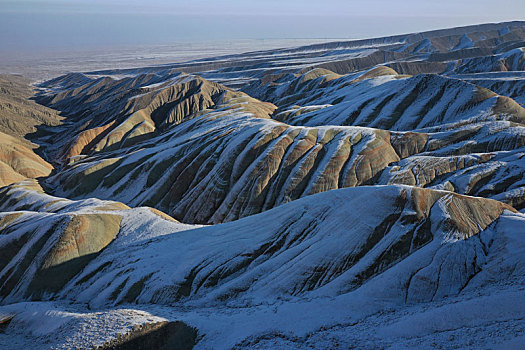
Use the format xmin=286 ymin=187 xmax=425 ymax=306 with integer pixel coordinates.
xmin=97 ymin=321 xmax=198 ymax=350
xmin=47 ymin=103 xmax=400 ymax=223
xmin=25 ymin=24 xmax=524 ymax=223
xmin=0 ymin=75 xmax=59 ymax=187
xmin=63 ymin=121 xmax=115 ymax=159
xmin=455 ymin=48 xmax=525 ymax=73
xmin=34 ymin=70 xmax=525 ymax=222
xmin=27 ymin=213 xmax=122 ymax=296
xmin=272 ymin=73 xmax=525 ymax=130
xmin=460 ymin=74 xmax=525 ymax=106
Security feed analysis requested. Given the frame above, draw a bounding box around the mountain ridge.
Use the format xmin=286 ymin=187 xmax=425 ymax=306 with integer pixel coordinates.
xmin=0 ymin=21 xmax=524 ymax=349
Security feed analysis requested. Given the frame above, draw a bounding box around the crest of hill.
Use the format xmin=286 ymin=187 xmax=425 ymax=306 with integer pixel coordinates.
xmin=0 ymin=182 xmax=518 ymax=307
xmin=0 ymin=180 xmax=184 ymax=301
xmin=35 ymin=68 xmax=525 ymax=224
xmin=37 ymin=72 xmax=276 ymax=161
xmin=272 ymin=71 xmax=525 ymax=131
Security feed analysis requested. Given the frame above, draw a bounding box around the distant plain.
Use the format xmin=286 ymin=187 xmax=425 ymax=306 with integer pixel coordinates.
xmin=0 ymin=39 xmax=337 ymax=82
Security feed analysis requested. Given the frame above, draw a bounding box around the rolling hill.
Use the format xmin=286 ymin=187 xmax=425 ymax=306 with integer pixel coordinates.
xmin=0 ymin=21 xmax=524 ymax=349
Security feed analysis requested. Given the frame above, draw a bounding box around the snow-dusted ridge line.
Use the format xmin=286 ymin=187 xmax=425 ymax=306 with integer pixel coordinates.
xmin=1 ymin=21 xmax=525 ymax=349
xmin=0 ymin=181 xmax=524 ymax=349
xmin=0 ymin=180 xmax=517 ymax=305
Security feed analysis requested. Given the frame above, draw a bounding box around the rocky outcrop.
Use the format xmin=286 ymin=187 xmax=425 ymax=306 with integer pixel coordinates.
xmin=97 ymin=321 xmax=198 ymax=350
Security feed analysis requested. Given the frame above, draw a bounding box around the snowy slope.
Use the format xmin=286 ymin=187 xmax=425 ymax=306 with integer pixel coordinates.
xmin=0 ymin=182 xmax=524 ymax=348
xmin=0 ymin=181 xmax=518 ymax=306
xmin=1 ymin=21 xmax=525 ymax=349
xmin=270 ymin=70 xmax=524 ymax=131
xmin=39 ymin=73 xmax=525 ymax=223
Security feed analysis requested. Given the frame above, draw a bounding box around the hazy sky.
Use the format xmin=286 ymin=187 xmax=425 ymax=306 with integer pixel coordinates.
xmin=1 ymin=0 xmax=524 ymax=52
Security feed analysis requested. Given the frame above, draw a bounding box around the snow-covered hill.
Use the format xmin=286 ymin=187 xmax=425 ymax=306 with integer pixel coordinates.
xmin=0 ymin=180 xmax=524 ymax=348
xmin=37 ymin=71 xmax=525 ymax=223
xmin=1 ymin=21 xmax=525 ymax=349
